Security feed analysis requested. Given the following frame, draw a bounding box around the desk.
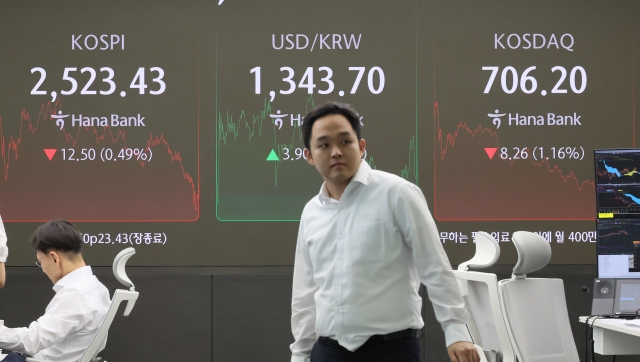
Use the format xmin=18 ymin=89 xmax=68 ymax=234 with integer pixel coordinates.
xmin=580 ymin=316 xmax=640 ymax=355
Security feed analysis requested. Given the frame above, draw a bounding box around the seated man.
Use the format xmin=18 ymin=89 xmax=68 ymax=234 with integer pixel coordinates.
xmin=0 ymin=216 xmax=8 ymax=289
xmin=0 ymin=220 xmax=110 ymax=362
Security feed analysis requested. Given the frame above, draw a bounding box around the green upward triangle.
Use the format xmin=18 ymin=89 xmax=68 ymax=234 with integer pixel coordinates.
xmin=266 ymin=149 xmax=280 ymax=161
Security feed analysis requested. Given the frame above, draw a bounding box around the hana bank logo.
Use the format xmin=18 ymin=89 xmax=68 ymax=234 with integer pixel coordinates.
xmin=218 ymin=0 xmax=224 ymax=4
xmin=487 ymin=109 xmax=505 ymax=129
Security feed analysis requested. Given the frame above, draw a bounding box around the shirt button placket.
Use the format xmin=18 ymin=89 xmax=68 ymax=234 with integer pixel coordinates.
xmin=335 ymin=202 xmax=346 ymax=338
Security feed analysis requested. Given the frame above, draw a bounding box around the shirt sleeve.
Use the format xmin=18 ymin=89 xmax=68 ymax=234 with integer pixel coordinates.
xmin=0 ymin=289 xmax=92 ymax=356
xmin=393 ymin=183 xmax=472 ymax=347
xmin=290 ymin=218 xmax=318 ymax=362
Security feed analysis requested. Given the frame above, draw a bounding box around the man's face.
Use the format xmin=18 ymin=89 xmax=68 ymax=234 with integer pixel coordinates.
xmin=304 ymin=114 xmax=365 ymax=188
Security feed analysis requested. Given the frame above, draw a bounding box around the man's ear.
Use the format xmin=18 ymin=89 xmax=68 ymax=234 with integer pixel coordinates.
xmin=304 ymin=148 xmax=314 ymax=166
xmin=50 ymin=251 xmax=60 ymax=265
xmin=359 ymin=138 xmax=366 ymax=158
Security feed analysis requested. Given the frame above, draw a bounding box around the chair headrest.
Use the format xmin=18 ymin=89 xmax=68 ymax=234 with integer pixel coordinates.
xmin=512 ymin=231 xmax=551 ymax=277
xmin=113 ymin=247 xmax=136 ymax=289
xmin=458 ymin=231 xmax=501 ymax=271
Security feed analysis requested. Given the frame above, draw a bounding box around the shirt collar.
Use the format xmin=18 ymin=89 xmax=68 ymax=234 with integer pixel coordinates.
xmin=53 ymin=265 xmax=93 ymax=293
xmin=318 ymin=160 xmax=371 ymax=205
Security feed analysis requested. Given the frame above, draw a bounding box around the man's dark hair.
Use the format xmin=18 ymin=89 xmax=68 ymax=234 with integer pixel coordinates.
xmin=31 ymin=220 xmax=83 ymax=254
xmin=301 ymin=102 xmax=362 ymax=150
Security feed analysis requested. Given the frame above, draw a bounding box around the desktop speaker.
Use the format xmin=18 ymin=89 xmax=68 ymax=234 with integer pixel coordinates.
xmin=592 ymin=278 xmax=616 ymax=315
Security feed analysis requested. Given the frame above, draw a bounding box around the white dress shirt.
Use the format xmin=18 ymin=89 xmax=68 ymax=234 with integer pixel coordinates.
xmin=0 ymin=266 xmax=111 ymax=361
xmin=291 ymin=161 xmax=471 ymax=362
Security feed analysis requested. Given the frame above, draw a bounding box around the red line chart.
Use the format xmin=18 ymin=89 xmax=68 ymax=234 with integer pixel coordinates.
xmin=433 ymin=101 xmax=595 ymax=221
xmin=0 ymin=99 xmax=199 ymax=222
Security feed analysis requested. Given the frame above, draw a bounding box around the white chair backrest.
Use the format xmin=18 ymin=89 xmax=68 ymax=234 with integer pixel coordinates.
xmin=80 ymin=248 xmax=139 ymax=362
xmin=510 ymin=231 xmax=551 ymax=279
xmin=454 ymin=232 xmax=515 ymax=362
xmin=458 ymin=231 xmax=501 ymax=272
xmin=498 ymin=231 xmax=579 ymax=362
xmin=113 ymin=247 xmax=136 ymax=289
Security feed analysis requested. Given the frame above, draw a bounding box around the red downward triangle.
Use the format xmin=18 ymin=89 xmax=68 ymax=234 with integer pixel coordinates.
xmin=484 ymin=147 xmax=498 ymax=160
xmin=44 ymin=149 xmax=57 ymax=161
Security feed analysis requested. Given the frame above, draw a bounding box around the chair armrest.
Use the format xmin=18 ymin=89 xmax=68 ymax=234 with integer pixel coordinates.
xmin=474 ymin=344 xmax=489 ymax=362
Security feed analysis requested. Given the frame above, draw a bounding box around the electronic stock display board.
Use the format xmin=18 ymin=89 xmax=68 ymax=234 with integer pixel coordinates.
xmin=0 ymin=0 xmax=637 ymax=266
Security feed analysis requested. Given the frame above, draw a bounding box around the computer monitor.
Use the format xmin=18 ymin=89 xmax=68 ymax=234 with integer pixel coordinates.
xmin=597 ymin=219 xmax=640 ymax=278
xmin=595 ymin=149 xmax=640 ymax=278
xmin=595 ymin=149 xmax=640 ymax=188
xmin=613 ymin=279 xmax=640 ymax=314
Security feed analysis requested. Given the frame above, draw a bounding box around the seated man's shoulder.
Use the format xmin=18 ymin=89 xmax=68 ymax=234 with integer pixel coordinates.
xmin=64 ymin=275 xmax=110 ymax=300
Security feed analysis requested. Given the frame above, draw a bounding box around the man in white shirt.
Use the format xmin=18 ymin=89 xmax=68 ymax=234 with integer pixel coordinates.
xmin=0 ymin=216 xmax=9 ymax=289
xmin=0 ymin=220 xmax=110 ymax=362
xmin=291 ymin=102 xmax=480 ymax=362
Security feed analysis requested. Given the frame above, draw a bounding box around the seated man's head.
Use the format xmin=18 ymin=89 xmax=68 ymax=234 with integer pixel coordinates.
xmin=32 ymin=220 xmax=86 ymax=284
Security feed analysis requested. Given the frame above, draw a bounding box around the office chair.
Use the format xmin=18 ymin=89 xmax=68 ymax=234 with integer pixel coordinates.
xmin=453 ymin=232 xmax=515 ymax=362
xmin=27 ymin=247 xmax=139 ymax=362
xmin=497 ymin=231 xmax=579 ymax=362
